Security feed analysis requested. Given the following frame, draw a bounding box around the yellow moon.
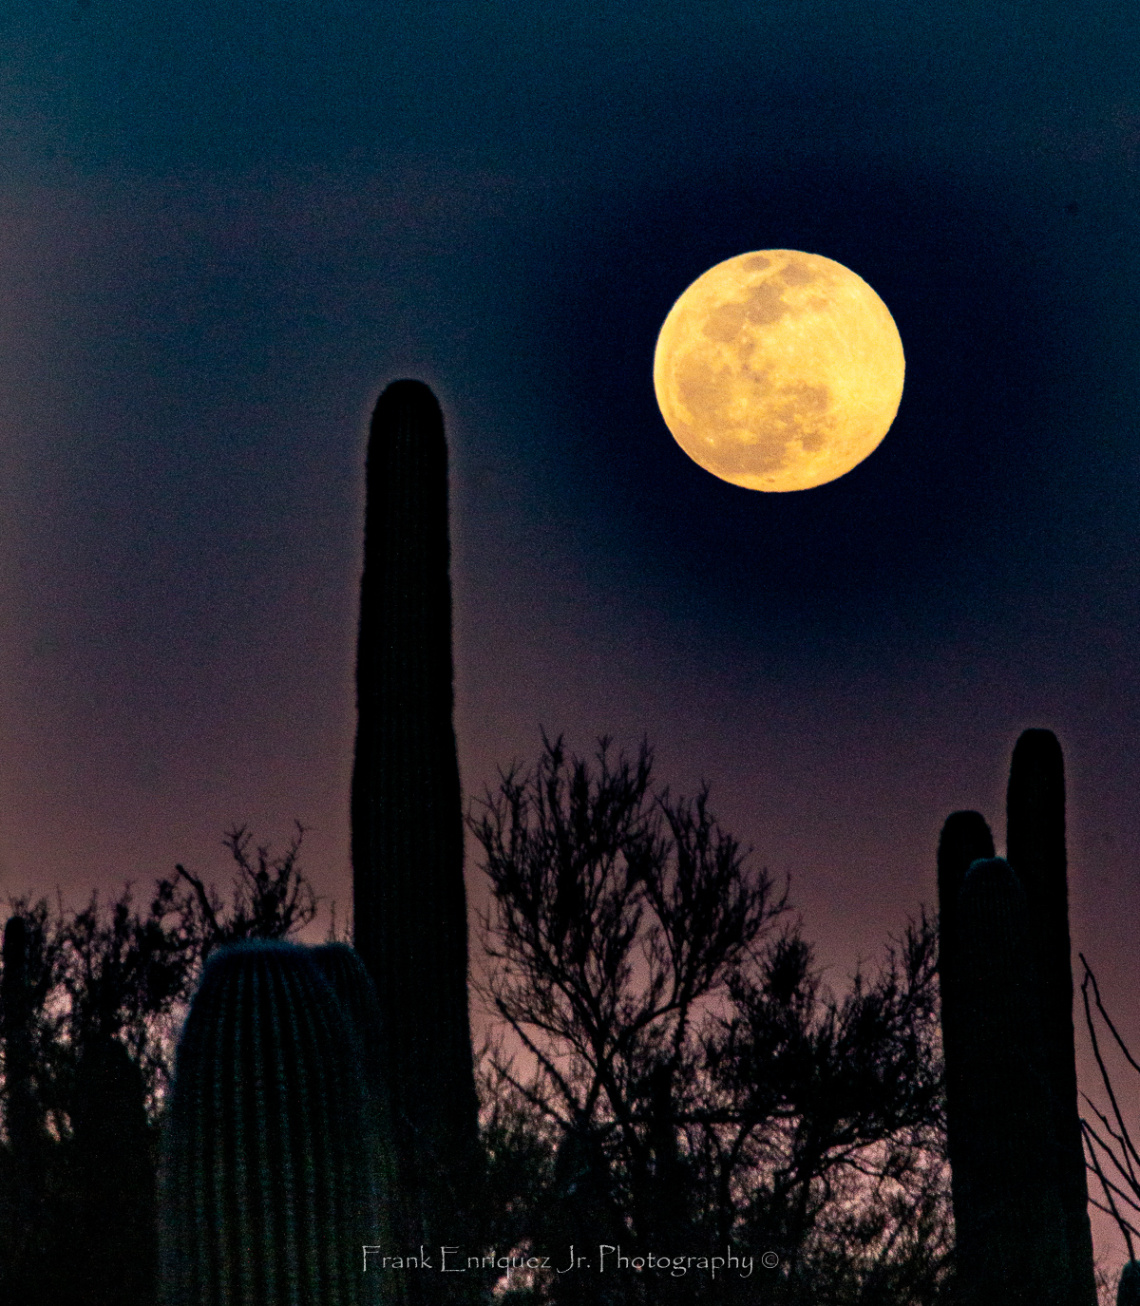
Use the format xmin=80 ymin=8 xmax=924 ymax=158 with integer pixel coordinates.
xmin=653 ymin=250 xmax=905 ymax=491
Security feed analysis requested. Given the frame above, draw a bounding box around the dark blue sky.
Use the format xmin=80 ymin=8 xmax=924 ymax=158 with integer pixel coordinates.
xmin=1 ymin=0 xmax=1139 ymax=1264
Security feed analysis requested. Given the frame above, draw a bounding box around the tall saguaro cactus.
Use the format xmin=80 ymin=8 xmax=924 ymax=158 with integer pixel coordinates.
xmin=350 ymin=380 xmax=480 ymax=1271
xmin=1006 ymin=729 xmax=1096 ymax=1306
xmin=951 ymin=857 xmax=1069 ymax=1305
xmin=935 ymin=809 xmax=994 ymax=1272
xmin=71 ymin=1037 xmax=157 ymax=1306
xmin=938 ymin=731 xmax=1096 ymax=1306
xmin=159 ymin=941 xmax=386 ymax=1306
xmin=1 ymin=915 xmax=41 ymax=1295
xmin=1 ymin=915 xmax=37 ymax=1166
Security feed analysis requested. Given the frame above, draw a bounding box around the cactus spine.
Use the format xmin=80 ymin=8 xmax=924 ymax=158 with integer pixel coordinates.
xmin=1006 ymin=730 xmax=1097 ymax=1306
xmin=159 ymin=941 xmax=386 ymax=1306
xmin=350 ymin=380 xmax=480 ymax=1269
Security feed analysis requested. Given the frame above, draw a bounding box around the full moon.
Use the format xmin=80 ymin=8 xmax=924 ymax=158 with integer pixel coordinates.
xmin=653 ymin=250 xmax=905 ymax=492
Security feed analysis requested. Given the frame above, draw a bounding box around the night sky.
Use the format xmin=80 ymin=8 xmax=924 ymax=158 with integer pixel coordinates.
xmin=2 ymin=0 xmax=1139 ymax=1273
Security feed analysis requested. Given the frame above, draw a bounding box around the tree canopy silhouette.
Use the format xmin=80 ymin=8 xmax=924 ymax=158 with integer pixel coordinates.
xmin=470 ymin=734 xmax=951 ymax=1306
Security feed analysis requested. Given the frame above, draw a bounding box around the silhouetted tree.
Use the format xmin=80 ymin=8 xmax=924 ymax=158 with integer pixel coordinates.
xmin=470 ymin=734 xmax=951 ymax=1305
xmin=0 ymin=824 xmax=318 ymax=1306
xmin=1078 ymin=956 xmax=1140 ymax=1303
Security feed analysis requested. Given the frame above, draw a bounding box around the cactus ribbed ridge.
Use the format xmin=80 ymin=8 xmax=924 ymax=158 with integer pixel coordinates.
xmin=350 ymin=380 xmax=479 ymax=1263
xmin=953 ymin=857 xmax=1069 ymax=1305
xmin=1006 ymin=729 xmax=1097 ymax=1306
xmin=159 ymin=941 xmax=384 ymax=1306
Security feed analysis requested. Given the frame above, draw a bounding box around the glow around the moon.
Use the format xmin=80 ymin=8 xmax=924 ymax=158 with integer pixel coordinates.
xmin=653 ymin=250 xmax=905 ymax=492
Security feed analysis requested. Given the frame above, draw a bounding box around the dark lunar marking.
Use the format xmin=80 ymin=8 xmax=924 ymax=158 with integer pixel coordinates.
xmin=792 ymin=384 xmax=829 ymax=413
xmin=677 ymin=356 xmax=730 ymax=417
xmin=740 ymin=436 xmax=791 ymax=475
xmin=743 ymin=279 xmax=789 ymax=325
xmin=703 ymin=300 xmax=747 ymax=343
xmin=698 ymin=427 xmax=791 ymax=479
xmin=781 ymin=259 xmax=813 ymax=286
xmin=740 ymin=254 xmax=772 ymax=272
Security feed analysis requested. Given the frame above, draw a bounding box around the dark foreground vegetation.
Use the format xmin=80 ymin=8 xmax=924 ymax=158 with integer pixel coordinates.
xmin=0 ymin=727 xmax=1127 ymax=1306
xmin=473 ymin=734 xmax=950 ymax=1305
xmin=0 ymin=383 xmax=1127 ymax=1305
xmin=0 ymin=826 xmax=316 ymax=1305
xmin=0 ymin=747 xmax=953 ymax=1306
